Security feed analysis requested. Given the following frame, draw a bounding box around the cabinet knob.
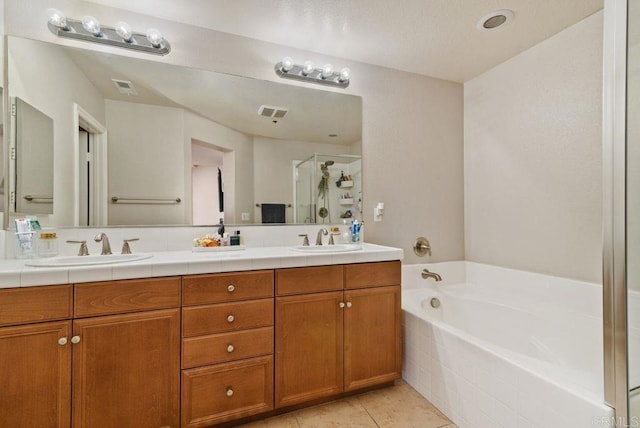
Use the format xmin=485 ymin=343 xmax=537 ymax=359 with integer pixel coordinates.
xmin=227 ymin=344 xmax=234 ymax=353
xmin=71 ymin=336 xmax=81 ymax=344
xmin=346 ymin=302 xmax=352 ymax=308
xmin=227 ymin=315 xmax=235 ymax=323
xmin=58 ymin=337 xmax=68 ymax=346
xmin=227 ymin=284 xmax=235 ymax=293
xmin=339 ymin=302 xmax=345 ymax=308
xmin=226 ymin=388 xmax=234 ymax=397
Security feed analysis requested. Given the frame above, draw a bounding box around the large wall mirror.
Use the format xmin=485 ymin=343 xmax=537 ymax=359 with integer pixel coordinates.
xmin=5 ymin=36 xmax=362 ymax=228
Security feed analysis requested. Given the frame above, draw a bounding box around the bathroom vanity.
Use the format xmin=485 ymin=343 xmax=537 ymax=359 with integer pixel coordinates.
xmin=0 ymin=244 xmax=402 ymax=428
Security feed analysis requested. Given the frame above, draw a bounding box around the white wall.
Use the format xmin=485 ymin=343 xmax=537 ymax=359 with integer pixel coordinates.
xmin=464 ymin=12 xmax=603 ymax=282
xmin=106 ymin=100 xmax=186 ymax=224
xmin=3 ymin=0 xmax=465 ymax=263
xmin=7 ymin=37 xmax=105 ymax=226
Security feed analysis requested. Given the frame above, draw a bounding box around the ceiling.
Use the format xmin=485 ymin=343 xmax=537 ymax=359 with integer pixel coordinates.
xmin=61 ymin=43 xmax=362 ymax=144
xmin=86 ymin=0 xmax=603 ymax=82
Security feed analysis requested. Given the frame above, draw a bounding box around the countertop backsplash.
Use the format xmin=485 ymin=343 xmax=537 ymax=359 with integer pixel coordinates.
xmin=3 ymin=224 xmax=362 ymax=260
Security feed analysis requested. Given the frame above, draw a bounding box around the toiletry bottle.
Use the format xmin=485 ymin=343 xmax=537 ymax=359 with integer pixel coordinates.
xmin=218 ymin=218 xmax=225 ymax=235
xmin=351 ymin=219 xmax=360 ymax=243
xmin=230 ymin=231 xmax=240 ymax=246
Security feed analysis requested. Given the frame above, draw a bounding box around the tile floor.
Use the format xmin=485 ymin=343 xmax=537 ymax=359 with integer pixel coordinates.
xmin=239 ymin=380 xmax=455 ymax=428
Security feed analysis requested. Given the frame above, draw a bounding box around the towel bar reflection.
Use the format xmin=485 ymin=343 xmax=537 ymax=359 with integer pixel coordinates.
xmin=111 ymin=197 xmax=181 ymax=204
xmin=255 ymin=203 xmax=292 ymax=208
xmin=23 ymin=195 xmax=53 ymax=203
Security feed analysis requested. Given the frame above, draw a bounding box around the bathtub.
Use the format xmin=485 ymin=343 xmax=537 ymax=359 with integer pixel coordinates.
xmin=402 ymin=261 xmax=614 ymax=428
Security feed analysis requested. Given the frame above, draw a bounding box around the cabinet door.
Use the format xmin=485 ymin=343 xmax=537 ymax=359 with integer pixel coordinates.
xmin=344 ymin=286 xmax=401 ymax=391
xmin=275 ymin=291 xmax=344 ymax=408
xmin=0 ymin=321 xmax=71 ymax=428
xmin=72 ymin=309 xmax=180 ymax=428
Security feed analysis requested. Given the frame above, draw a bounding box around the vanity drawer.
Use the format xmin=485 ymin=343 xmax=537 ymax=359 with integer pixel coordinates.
xmin=181 ymin=355 xmax=273 ymax=428
xmin=276 ymin=265 xmax=343 ymax=296
xmin=182 ymin=299 xmax=273 ymax=337
xmin=344 ymin=261 xmax=401 ymax=289
xmin=0 ymin=285 xmax=72 ymax=326
xmin=74 ymin=277 xmax=181 ymax=317
xmin=183 ymin=270 xmax=273 ymax=305
xmin=182 ymin=327 xmax=273 ymax=369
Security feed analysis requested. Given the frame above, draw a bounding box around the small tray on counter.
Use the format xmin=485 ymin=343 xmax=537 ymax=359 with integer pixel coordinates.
xmin=192 ymin=245 xmax=246 ymax=252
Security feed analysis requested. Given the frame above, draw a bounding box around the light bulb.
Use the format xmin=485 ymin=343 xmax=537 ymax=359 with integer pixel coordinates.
xmin=81 ymin=16 xmax=102 ymax=36
xmin=302 ymin=61 xmax=315 ymax=76
xmin=146 ymin=28 xmax=164 ymax=48
xmin=281 ymin=57 xmax=294 ymax=72
xmin=321 ymin=64 xmax=334 ymax=79
xmin=339 ymin=67 xmax=351 ymax=82
xmin=47 ymin=8 xmax=68 ymax=30
xmin=115 ymin=21 xmax=133 ymax=42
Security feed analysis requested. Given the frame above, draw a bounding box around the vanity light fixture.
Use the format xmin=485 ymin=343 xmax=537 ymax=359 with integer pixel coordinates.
xmin=46 ymin=8 xmax=171 ymax=56
xmin=275 ymin=57 xmax=351 ymax=88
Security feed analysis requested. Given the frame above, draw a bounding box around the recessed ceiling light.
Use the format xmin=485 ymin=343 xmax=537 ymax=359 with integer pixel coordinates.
xmin=477 ymin=9 xmax=514 ymax=31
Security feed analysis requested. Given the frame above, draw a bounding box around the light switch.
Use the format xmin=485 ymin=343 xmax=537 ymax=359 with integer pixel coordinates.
xmin=241 ymin=212 xmax=250 ymax=221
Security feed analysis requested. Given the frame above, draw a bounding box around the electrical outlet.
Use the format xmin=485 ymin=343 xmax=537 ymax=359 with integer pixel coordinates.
xmin=241 ymin=212 xmax=250 ymax=221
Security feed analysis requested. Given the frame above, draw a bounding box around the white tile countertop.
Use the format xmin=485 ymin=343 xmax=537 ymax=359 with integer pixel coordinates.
xmin=0 ymin=243 xmax=403 ymax=289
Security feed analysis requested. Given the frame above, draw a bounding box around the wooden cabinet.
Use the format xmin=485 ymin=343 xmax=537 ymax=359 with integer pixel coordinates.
xmin=0 ymin=321 xmax=71 ymax=428
xmin=1 ymin=259 xmax=400 ymax=427
xmin=275 ymin=291 xmax=344 ymax=408
xmin=344 ymin=285 xmax=402 ymax=391
xmin=72 ymin=309 xmax=180 ymax=428
xmin=181 ymin=270 xmax=275 ymax=428
xmin=275 ymin=261 xmax=401 ymax=409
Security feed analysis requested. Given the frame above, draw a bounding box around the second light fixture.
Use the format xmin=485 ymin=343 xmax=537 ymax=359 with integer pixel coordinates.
xmin=275 ymin=57 xmax=351 ymax=88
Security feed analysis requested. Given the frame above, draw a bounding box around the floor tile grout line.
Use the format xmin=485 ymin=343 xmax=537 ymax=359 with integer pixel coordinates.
xmin=361 ymin=404 xmax=381 ymax=428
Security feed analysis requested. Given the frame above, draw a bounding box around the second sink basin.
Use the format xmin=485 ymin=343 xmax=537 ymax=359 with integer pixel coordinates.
xmin=292 ymin=244 xmax=362 ymax=253
xmin=25 ymin=253 xmax=153 ymax=268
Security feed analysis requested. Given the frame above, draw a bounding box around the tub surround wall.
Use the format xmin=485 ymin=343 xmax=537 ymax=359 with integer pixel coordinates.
xmin=3 ymin=0 xmax=464 ymax=263
xmin=464 ymin=11 xmax=604 ymax=283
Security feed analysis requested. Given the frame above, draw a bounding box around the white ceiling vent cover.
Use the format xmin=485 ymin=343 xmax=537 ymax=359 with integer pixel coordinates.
xmin=112 ymin=79 xmax=138 ymax=96
xmin=258 ymin=105 xmax=288 ymax=119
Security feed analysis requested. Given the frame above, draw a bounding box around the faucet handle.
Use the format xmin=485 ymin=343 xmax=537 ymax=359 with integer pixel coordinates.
xmin=298 ymin=234 xmax=310 ymax=246
xmin=66 ymin=240 xmax=89 ymax=256
xmin=328 ymin=232 xmax=340 ymax=245
xmin=121 ymin=238 xmax=139 ymax=254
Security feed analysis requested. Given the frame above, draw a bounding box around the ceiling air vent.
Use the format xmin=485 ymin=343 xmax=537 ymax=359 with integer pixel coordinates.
xmin=112 ymin=79 xmax=138 ymax=96
xmin=258 ymin=105 xmax=288 ymax=119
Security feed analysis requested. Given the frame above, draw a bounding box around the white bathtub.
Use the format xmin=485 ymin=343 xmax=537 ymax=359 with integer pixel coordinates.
xmin=402 ymin=261 xmax=614 ymax=428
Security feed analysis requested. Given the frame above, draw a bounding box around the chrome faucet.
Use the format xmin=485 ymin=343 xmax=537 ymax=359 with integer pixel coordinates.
xmin=421 ymin=269 xmax=442 ymax=282
xmin=316 ymin=228 xmax=328 ymax=245
xmin=94 ymin=232 xmax=112 ymax=255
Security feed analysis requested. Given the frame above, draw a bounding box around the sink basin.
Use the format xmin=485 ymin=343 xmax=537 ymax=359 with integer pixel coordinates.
xmin=292 ymin=244 xmax=362 ymax=253
xmin=25 ymin=253 xmax=153 ymax=267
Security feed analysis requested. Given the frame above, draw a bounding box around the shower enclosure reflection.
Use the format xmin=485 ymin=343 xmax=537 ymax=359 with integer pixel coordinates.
xmin=294 ymin=154 xmax=361 ymax=224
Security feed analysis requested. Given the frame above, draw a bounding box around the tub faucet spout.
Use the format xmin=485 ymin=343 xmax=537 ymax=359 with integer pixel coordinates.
xmin=421 ymin=269 xmax=442 ymax=282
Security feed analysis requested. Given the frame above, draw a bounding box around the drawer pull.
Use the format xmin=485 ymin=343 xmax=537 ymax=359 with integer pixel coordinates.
xmin=346 ymin=302 xmax=352 ymax=308
xmin=227 ymin=314 xmax=235 ymax=323
xmin=227 ymin=344 xmax=235 ymax=353
xmin=58 ymin=337 xmax=68 ymax=346
xmin=339 ymin=302 xmax=345 ymax=308
xmin=71 ymin=336 xmax=81 ymax=344
xmin=227 ymin=284 xmax=235 ymax=293
xmin=226 ymin=388 xmax=234 ymax=397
